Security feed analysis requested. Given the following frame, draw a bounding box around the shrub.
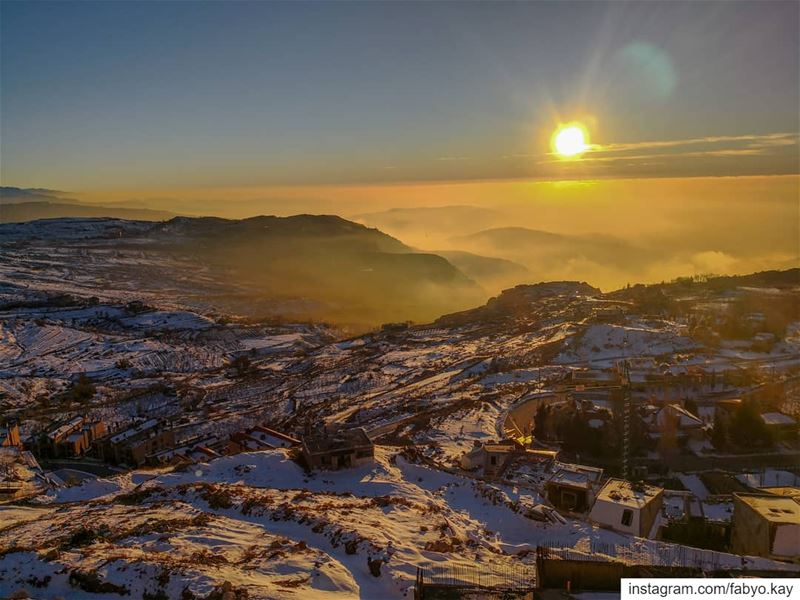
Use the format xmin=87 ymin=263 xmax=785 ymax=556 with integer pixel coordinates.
xmin=63 ymin=527 xmax=97 ymax=549
xmin=68 ymin=570 xmax=129 ymax=595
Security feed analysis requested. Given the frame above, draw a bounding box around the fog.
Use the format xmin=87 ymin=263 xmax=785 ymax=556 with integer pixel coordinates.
xmin=78 ymin=175 xmax=799 ymax=294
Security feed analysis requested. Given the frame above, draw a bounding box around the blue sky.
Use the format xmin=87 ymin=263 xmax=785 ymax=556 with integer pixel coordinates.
xmin=1 ymin=1 xmax=798 ymax=188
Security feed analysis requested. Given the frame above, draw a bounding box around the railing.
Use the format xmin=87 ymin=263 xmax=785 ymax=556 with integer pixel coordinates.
xmin=416 ymin=563 xmax=537 ymax=592
xmin=536 ymin=540 xmax=726 ymax=571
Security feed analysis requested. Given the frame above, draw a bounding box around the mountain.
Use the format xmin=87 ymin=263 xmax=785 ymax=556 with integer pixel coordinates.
xmin=435 ymin=250 xmax=529 ymax=291
xmin=352 ymin=205 xmax=505 ymax=248
xmin=0 ymin=215 xmax=485 ymax=328
xmin=0 ymin=186 xmax=71 ymax=203
xmin=0 ymin=201 xmax=176 ymax=223
xmin=1 ymin=187 xmax=178 ymax=222
xmin=148 ymin=215 xmax=484 ymax=325
xmin=452 ymin=227 xmax=566 ymax=250
xmin=450 ymin=227 xmax=653 ymax=280
xmin=149 ymin=214 xmax=408 ymax=252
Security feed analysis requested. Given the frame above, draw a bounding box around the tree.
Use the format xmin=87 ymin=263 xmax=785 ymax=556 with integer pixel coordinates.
xmin=684 ymin=397 xmax=698 ymax=417
xmin=562 ymin=413 xmax=603 ymax=457
xmin=711 ymin=412 xmax=728 ymax=451
xmin=534 ymin=403 xmax=549 ymax=441
xmin=658 ymin=411 xmax=680 ymax=462
xmin=229 ymin=355 xmax=253 ymax=378
xmin=65 ymin=374 xmax=95 ymax=403
xmin=730 ymin=399 xmax=772 ymax=449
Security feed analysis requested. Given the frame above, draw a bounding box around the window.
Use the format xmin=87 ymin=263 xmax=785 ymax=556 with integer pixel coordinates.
xmin=561 ymin=491 xmax=578 ymax=510
xmin=621 ymin=509 xmax=633 ymax=527
xmin=490 ymin=456 xmax=497 ymax=466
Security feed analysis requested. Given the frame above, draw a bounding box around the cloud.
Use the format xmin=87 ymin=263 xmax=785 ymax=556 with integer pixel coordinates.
xmin=529 ymin=132 xmax=798 ymax=170
xmin=591 ymin=132 xmax=797 ymax=156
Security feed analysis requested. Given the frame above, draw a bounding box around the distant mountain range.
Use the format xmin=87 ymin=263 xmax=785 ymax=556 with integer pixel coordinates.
xmin=0 ymin=187 xmax=175 ymax=222
xmin=435 ymin=250 xmax=529 ymax=291
xmin=0 ymin=186 xmax=69 ymax=202
xmin=147 ymin=215 xmax=485 ymax=324
xmin=450 ymin=226 xmax=653 ymax=273
xmin=0 ymin=214 xmax=486 ymax=327
xmin=353 ymin=205 xmax=505 ymax=239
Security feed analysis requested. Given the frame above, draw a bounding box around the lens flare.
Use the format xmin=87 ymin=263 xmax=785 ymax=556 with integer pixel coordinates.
xmin=552 ymin=123 xmax=589 ymax=158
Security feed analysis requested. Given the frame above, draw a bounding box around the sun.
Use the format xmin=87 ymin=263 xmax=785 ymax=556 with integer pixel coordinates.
xmin=552 ymin=123 xmax=589 ymax=158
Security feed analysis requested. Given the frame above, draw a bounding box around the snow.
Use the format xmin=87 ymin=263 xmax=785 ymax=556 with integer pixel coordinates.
xmin=677 ymin=474 xmax=710 ymax=500
xmin=556 ymin=323 xmax=697 ymax=364
xmin=737 ymin=470 xmax=800 ymax=489
xmin=3 ymin=446 xmax=797 ymax=600
xmin=2 ymin=219 xmax=800 ymax=596
xmin=702 ymin=501 xmax=733 ymax=523
xmin=760 ymin=412 xmax=796 ymax=426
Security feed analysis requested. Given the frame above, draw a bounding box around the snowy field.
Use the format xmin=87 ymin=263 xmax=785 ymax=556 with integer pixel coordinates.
xmin=3 ymin=447 xmax=793 ymax=600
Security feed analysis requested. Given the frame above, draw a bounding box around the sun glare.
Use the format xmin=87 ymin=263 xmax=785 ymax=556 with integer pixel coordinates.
xmin=552 ymin=123 xmax=589 ymax=158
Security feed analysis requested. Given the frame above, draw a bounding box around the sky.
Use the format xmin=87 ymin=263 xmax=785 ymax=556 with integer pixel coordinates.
xmin=1 ymin=1 xmax=798 ymax=190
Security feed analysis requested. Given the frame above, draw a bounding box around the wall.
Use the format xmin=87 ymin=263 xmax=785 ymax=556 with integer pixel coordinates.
xmin=537 ymin=558 xmax=624 ymax=591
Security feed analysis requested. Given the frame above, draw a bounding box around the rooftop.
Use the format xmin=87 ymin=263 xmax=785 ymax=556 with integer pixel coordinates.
xmin=760 ymin=412 xmax=796 ymax=426
xmin=548 ymin=463 xmax=604 ymax=489
xmin=735 ymin=493 xmax=800 ymax=523
xmin=303 ymin=427 xmax=372 ymax=455
xmin=47 ymin=416 xmax=84 ymax=440
xmin=109 ymin=419 xmax=159 ymax=444
xmin=595 ymin=478 xmax=663 ymax=509
xmin=760 ymin=486 xmax=800 ymax=498
xmin=660 ymin=404 xmax=704 ymax=428
xmin=482 ymin=443 xmax=518 ymax=453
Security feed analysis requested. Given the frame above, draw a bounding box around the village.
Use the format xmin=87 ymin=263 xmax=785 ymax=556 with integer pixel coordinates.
xmin=1 ymin=267 xmax=799 ymax=598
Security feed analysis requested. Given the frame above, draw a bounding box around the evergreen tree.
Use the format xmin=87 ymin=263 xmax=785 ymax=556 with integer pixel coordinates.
xmin=711 ymin=412 xmax=728 ymax=450
xmin=730 ymin=399 xmax=772 ymax=449
xmin=533 ymin=403 xmax=548 ymax=440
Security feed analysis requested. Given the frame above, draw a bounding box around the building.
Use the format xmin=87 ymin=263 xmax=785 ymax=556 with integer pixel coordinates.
xmin=82 ymin=420 xmax=107 ymax=446
xmin=589 ymin=479 xmax=664 ymax=538
xmin=228 ymin=425 xmax=300 ymax=454
xmin=651 ymin=404 xmax=705 ymax=440
xmin=760 ymin=486 xmax=800 ymax=499
xmin=731 ymin=493 xmax=800 ymax=561
xmin=149 ymin=435 xmax=222 ymax=466
xmin=62 ymin=431 xmax=89 ymax=456
xmin=98 ymin=419 xmax=176 ymax=466
xmin=38 ymin=416 xmax=107 ymax=458
xmin=459 ymin=441 xmax=521 ymax=479
xmin=760 ymin=412 xmax=798 ymax=441
xmin=301 ymin=426 xmax=374 ymax=470
xmin=43 ymin=416 xmax=86 ymax=457
xmin=0 ymin=423 xmax=21 ymax=448
xmin=545 ymin=463 xmax=604 ymax=514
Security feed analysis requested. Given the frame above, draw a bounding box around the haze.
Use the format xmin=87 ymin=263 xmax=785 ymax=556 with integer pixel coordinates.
xmin=1 ymin=1 xmax=798 ymax=300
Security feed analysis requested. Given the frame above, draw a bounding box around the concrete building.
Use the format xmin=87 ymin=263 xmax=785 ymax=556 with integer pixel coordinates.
xmin=731 ymin=493 xmax=800 ymax=561
xmin=760 ymin=412 xmax=798 ymax=441
xmin=34 ymin=417 xmax=108 ymax=458
xmin=98 ymin=419 xmax=176 ymax=466
xmin=228 ymin=425 xmax=300 ymax=454
xmin=149 ymin=435 xmax=222 ymax=466
xmin=589 ymin=479 xmax=664 ymax=538
xmin=301 ymin=426 xmax=374 ymax=470
xmin=82 ymin=420 xmax=107 ymax=446
xmin=545 ymin=463 xmax=604 ymax=514
xmin=459 ymin=441 xmax=520 ymax=479
xmin=651 ymin=404 xmax=705 ymax=440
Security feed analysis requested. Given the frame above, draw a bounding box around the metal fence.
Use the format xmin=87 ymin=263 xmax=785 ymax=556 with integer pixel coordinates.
xmin=535 ymin=540 xmax=727 ymax=571
xmin=416 ymin=563 xmax=537 ymax=592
